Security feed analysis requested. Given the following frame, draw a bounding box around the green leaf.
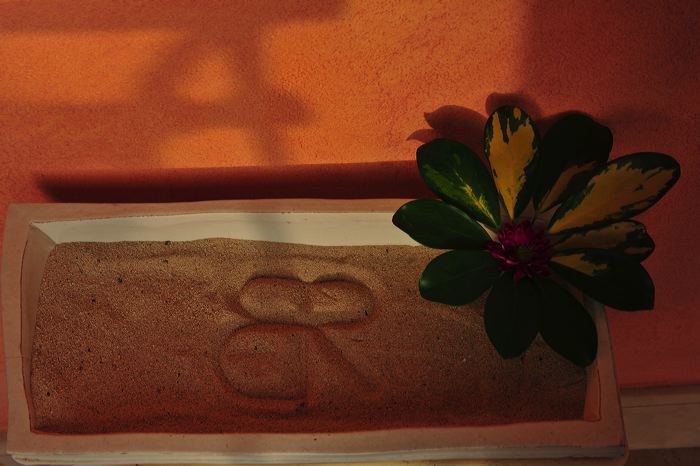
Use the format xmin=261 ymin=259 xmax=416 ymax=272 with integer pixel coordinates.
xmin=392 ymin=199 xmax=492 ymax=249
xmin=533 ymin=113 xmax=612 ymax=212
xmin=553 ymin=220 xmax=654 ymax=261
xmin=548 ymin=152 xmax=680 ymax=235
xmin=550 ymin=249 xmax=654 ymax=311
xmin=484 ymin=106 xmax=540 ymax=219
xmin=536 ymin=278 xmax=598 ymax=367
xmin=484 ymin=274 xmax=539 ymax=359
xmin=419 ymin=250 xmax=500 ymax=306
xmin=417 ymin=138 xmax=501 ymax=228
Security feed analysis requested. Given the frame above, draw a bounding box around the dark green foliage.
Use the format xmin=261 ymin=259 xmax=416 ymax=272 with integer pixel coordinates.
xmin=392 ymin=199 xmax=491 ymax=249
xmin=419 ymin=250 xmax=500 ymax=306
xmin=484 ymin=275 xmax=539 ymax=359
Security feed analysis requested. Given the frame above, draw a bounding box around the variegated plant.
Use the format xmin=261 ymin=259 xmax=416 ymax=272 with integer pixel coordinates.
xmin=393 ymin=106 xmax=680 ymax=367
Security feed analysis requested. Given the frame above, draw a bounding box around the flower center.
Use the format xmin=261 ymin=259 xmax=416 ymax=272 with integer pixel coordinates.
xmin=485 ymin=220 xmax=552 ymax=282
xmin=515 ymin=246 xmax=535 ymax=262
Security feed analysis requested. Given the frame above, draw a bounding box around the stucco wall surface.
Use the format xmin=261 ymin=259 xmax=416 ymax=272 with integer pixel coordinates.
xmin=1 ymin=0 xmax=698 ymax=429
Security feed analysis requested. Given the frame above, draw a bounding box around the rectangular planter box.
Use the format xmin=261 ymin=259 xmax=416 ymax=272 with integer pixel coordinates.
xmin=2 ymin=200 xmax=627 ymax=465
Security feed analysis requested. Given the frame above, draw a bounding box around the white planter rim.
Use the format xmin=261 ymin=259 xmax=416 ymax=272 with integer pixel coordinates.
xmin=1 ymin=200 xmax=627 ymax=465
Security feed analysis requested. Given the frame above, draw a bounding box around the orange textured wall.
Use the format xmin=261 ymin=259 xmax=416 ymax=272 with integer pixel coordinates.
xmin=1 ymin=1 xmax=699 ymax=428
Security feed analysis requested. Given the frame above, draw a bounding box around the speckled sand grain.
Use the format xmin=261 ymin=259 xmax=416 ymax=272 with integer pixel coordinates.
xmin=30 ymin=239 xmax=586 ymax=433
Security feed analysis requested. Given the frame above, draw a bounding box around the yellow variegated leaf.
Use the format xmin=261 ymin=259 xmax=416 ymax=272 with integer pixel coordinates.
xmin=550 ymin=249 xmax=654 ymax=310
xmin=554 ymin=220 xmax=654 ymax=260
xmin=533 ymin=114 xmax=612 ymax=212
xmin=485 ymin=106 xmax=539 ymax=219
xmin=548 ymin=153 xmax=680 ymax=235
xmin=538 ymin=161 xmax=598 ymax=212
xmin=552 ymin=253 xmax=607 ymax=276
xmin=417 ymin=138 xmax=501 ymax=228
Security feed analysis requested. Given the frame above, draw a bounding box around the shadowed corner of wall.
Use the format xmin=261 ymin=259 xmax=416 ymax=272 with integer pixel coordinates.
xmin=517 ymin=1 xmax=700 ymax=140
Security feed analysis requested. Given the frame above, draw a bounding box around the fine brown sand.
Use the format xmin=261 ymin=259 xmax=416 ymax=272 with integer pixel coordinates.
xmin=30 ymin=239 xmax=587 ymax=434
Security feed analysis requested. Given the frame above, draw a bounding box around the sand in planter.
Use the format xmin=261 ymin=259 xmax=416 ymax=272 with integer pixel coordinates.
xmin=30 ymin=239 xmax=587 ymax=434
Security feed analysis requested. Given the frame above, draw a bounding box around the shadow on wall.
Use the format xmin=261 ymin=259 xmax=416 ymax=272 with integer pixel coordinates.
xmin=0 ymin=0 xmax=345 ymax=166
xmin=518 ymin=1 xmax=700 ymax=386
xmin=410 ymin=93 xmax=579 ymax=160
xmin=38 ymin=92 xmax=585 ymax=204
xmin=37 ymin=161 xmax=434 ymax=203
xmin=519 ymin=1 xmax=699 ymax=133
xmin=519 ymin=2 xmax=700 ymax=279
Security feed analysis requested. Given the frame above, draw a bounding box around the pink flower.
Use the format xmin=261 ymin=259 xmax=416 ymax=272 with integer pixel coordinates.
xmin=485 ymin=220 xmax=552 ymax=282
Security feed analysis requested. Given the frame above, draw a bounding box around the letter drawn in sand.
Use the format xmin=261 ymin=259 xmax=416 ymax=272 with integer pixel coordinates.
xmin=218 ymin=276 xmax=378 ymax=412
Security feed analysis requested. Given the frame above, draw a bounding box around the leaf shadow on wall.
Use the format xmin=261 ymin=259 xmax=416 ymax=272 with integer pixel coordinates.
xmin=410 ymin=93 xmax=575 ymax=163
